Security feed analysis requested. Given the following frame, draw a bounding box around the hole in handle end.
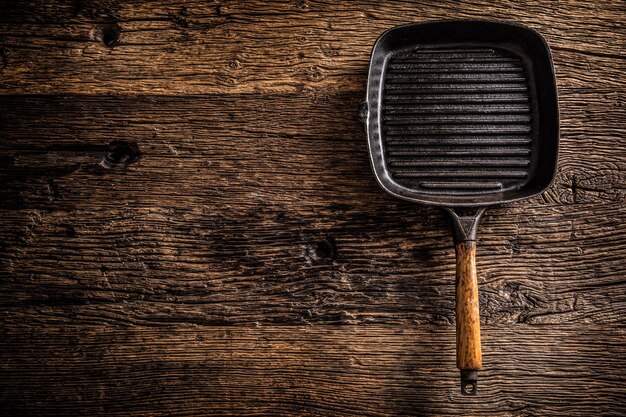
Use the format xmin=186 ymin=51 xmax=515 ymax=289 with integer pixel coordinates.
xmin=461 ymin=370 xmax=478 ymax=395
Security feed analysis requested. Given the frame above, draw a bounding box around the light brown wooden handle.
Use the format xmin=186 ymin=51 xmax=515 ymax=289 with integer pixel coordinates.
xmin=455 ymin=241 xmax=481 ymax=394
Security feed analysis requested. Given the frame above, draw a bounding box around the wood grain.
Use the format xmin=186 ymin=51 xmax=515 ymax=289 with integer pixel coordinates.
xmin=1 ymin=324 xmax=625 ymax=417
xmin=0 ymin=1 xmax=624 ymax=95
xmin=0 ymin=94 xmax=623 ymax=328
xmin=455 ymin=242 xmax=482 ymax=371
xmin=0 ymin=0 xmax=625 ymax=416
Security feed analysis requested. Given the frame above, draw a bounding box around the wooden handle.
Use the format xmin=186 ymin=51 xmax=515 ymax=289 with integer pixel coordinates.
xmin=455 ymin=241 xmax=481 ymax=394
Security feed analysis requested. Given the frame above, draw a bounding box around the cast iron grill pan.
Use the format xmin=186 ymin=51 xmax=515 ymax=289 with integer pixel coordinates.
xmin=384 ymin=46 xmax=533 ymax=194
xmin=363 ymin=21 xmax=559 ymax=395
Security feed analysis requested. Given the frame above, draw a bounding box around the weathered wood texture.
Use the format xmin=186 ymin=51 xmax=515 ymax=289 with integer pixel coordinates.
xmin=1 ymin=325 xmax=625 ymax=417
xmin=455 ymin=242 xmax=482 ymax=372
xmin=0 ymin=1 xmax=625 ymax=416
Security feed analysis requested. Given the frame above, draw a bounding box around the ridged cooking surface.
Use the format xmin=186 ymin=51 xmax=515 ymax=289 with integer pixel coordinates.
xmin=382 ymin=46 xmax=533 ymax=193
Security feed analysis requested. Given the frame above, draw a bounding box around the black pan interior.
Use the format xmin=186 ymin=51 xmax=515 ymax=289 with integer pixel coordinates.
xmin=365 ymin=21 xmax=559 ymax=207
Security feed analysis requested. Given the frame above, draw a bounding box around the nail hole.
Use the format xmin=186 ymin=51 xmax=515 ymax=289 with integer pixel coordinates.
xmin=315 ymin=240 xmax=335 ymax=259
xmin=96 ymin=23 xmax=121 ymax=47
xmin=305 ymin=237 xmax=337 ymax=264
xmin=63 ymin=225 xmax=76 ymax=237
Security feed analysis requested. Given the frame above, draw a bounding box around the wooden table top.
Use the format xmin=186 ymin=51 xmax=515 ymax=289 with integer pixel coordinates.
xmin=1 ymin=1 xmax=624 ymax=416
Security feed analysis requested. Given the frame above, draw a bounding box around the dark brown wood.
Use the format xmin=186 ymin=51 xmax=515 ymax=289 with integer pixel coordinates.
xmin=0 ymin=1 xmax=625 ymax=416
xmin=455 ymin=242 xmax=482 ymax=372
xmin=1 ymin=324 xmax=625 ymax=417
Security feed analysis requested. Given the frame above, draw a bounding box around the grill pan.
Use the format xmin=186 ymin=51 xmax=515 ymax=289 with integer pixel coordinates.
xmin=362 ymin=21 xmax=559 ymax=394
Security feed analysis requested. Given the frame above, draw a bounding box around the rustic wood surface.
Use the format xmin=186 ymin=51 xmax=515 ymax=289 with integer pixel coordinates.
xmin=0 ymin=1 xmax=624 ymax=416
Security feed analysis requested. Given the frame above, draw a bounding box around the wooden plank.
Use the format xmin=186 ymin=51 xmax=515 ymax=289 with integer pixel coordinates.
xmin=0 ymin=94 xmax=624 ymax=327
xmin=1 ymin=324 xmax=624 ymax=416
xmin=0 ymin=93 xmax=622 ymax=207
xmin=0 ymin=1 xmax=624 ymax=94
xmin=0 ymin=1 xmax=625 ymax=416
xmin=1 ymin=201 xmax=624 ymax=326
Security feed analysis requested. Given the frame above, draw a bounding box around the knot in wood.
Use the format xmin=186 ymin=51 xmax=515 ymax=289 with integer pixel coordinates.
xmin=101 ymin=140 xmax=141 ymax=169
